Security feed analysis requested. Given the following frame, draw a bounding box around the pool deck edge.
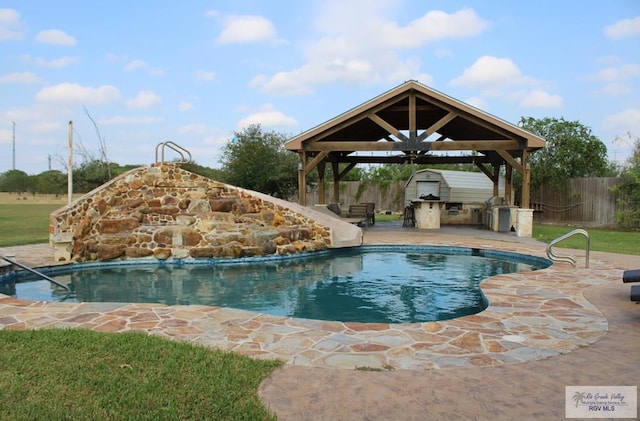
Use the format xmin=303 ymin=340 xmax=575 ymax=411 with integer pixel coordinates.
xmin=1 ymin=228 xmax=631 ymax=371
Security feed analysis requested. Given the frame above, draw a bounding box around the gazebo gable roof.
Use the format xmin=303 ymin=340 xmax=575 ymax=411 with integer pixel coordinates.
xmin=285 ymin=80 xmax=545 ymax=153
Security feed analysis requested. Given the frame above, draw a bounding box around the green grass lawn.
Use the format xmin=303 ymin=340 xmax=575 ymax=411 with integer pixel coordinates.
xmin=0 ymin=329 xmax=282 ymax=420
xmin=0 ymin=204 xmax=60 ymax=247
xmin=533 ymin=224 xmax=640 ymax=255
xmin=1 ymin=205 xmax=638 ymax=417
xmin=1 ymin=204 xmax=284 ymax=420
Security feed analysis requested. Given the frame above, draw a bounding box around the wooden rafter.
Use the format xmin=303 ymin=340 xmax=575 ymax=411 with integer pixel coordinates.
xmin=367 ymin=113 xmax=409 ymax=141
xmin=286 ymin=80 xmax=546 ymax=206
xmin=306 ymin=139 xmax=522 ymax=152
xmin=475 ymin=162 xmax=496 ymax=182
xmin=417 ymin=111 xmax=457 ymax=142
xmin=304 ymin=151 xmax=328 ymax=175
xmin=495 ymin=150 xmax=523 ymax=174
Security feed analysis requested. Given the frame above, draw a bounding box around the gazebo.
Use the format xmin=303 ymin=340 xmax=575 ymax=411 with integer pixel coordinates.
xmin=285 ymin=80 xmax=545 ymax=211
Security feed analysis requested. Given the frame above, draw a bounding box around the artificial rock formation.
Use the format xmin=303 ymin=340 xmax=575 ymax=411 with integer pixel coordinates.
xmin=50 ymin=164 xmax=360 ymax=262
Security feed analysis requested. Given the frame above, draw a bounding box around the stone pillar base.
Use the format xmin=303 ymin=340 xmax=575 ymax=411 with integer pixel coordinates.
xmin=516 ymin=209 xmax=534 ymax=238
xmin=50 ymin=233 xmax=73 ymax=262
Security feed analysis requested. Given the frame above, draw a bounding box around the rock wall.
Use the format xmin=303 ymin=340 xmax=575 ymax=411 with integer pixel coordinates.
xmin=49 ymin=164 xmax=338 ymax=262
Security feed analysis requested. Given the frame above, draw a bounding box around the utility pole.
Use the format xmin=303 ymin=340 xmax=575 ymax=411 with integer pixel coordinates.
xmin=68 ymin=121 xmax=73 ymax=206
xmin=12 ymin=121 xmax=16 ymax=170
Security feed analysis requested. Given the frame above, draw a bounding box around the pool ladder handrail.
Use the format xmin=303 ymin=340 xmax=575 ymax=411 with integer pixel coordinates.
xmin=1 ymin=255 xmax=71 ymax=292
xmin=545 ymin=229 xmax=590 ymax=268
xmin=155 ymin=141 xmax=192 ymax=165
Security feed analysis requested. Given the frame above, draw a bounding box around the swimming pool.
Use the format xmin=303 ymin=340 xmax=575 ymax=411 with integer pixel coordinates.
xmin=0 ymin=245 xmax=550 ymax=324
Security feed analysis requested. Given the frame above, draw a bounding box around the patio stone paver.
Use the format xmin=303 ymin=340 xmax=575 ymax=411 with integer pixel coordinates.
xmin=2 ymin=225 xmax=640 ymax=420
xmin=0 ymin=227 xmax=625 ymax=370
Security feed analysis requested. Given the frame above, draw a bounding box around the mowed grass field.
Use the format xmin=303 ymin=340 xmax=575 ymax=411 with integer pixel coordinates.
xmin=0 ymin=192 xmax=283 ymax=420
xmin=1 ymin=193 xmax=638 ymax=254
xmin=0 ymin=193 xmax=67 ymax=247
xmin=533 ymin=224 xmax=640 ymax=256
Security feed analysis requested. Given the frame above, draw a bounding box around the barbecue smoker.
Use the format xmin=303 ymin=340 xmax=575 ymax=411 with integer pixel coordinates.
xmin=484 ymin=196 xmax=515 ymax=232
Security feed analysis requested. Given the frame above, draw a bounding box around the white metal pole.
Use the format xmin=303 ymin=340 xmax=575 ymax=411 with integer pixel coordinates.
xmin=68 ymin=121 xmax=73 ymax=206
xmin=12 ymin=121 xmax=15 ymax=170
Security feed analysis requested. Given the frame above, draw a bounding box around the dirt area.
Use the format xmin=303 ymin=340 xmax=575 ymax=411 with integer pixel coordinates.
xmin=0 ymin=192 xmax=83 ymax=205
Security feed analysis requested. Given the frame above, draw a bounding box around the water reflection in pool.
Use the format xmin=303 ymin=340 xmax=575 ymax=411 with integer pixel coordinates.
xmin=1 ymin=246 xmax=550 ymax=323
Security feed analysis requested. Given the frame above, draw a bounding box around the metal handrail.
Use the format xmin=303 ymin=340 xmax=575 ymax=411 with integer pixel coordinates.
xmin=545 ymin=229 xmax=590 ymax=268
xmin=155 ymin=141 xmax=192 ymax=164
xmin=1 ymin=255 xmax=71 ymax=292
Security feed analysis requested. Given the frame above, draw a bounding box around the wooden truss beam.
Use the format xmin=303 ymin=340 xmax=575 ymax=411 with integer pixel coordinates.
xmin=306 ymin=139 xmax=522 ymax=152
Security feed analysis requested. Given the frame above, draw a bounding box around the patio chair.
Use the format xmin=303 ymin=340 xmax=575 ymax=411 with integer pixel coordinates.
xmin=622 ymin=269 xmax=640 ymax=302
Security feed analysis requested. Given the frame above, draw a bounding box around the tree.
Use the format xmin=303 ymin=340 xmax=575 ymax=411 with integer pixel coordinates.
xmin=219 ymin=125 xmax=298 ymax=198
xmin=518 ymin=117 xmax=615 ymax=192
xmin=72 ymin=160 xmax=117 ymax=193
xmin=612 ymin=133 xmax=640 ymax=229
xmin=178 ymin=161 xmax=225 ymax=181
xmin=35 ymin=170 xmax=67 ymax=195
xmin=0 ymin=169 xmax=32 ymax=194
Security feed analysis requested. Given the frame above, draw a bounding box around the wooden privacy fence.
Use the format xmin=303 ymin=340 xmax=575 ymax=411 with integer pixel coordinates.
xmin=306 ymin=181 xmax=406 ymax=213
xmin=306 ymin=177 xmax=626 ymax=227
xmin=531 ymin=177 xmax=623 ymax=226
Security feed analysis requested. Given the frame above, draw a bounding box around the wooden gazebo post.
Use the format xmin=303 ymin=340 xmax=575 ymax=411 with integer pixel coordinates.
xmin=332 ymin=161 xmax=340 ymax=204
xmin=285 ymin=80 xmax=545 ymax=223
xmin=316 ymin=161 xmax=326 ymax=205
xmin=504 ymin=164 xmax=513 ymax=205
xmin=521 ymin=150 xmax=531 ymax=209
xmin=297 ymin=152 xmax=306 ymax=205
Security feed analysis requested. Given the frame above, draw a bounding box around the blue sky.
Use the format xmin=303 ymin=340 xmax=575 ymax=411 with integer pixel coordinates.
xmin=1 ymin=0 xmax=639 ymax=175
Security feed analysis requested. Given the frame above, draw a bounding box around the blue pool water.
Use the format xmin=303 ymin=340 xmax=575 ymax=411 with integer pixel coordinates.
xmin=0 ymin=246 xmax=550 ymax=323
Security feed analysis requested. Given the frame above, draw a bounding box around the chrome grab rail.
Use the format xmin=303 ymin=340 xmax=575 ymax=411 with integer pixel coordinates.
xmin=1 ymin=255 xmax=71 ymax=292
xmin=546 ymin=228 xmax=590 ymax=268
xmin=155 ymin=141 xmax=192 ymax=164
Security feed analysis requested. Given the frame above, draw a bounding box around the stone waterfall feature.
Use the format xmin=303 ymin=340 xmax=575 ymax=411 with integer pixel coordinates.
xmin=49 ymin=164 xmax=362 ymax=262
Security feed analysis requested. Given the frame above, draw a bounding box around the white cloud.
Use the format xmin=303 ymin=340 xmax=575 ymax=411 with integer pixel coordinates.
xmin=0 ymin=8 xmax=24 ymax=41
xmin=590 ymin=64 xmax=640 ymax=82
xmin=125 ymin=90 xmax=162 ymax=108
xmin=105 ymin=53 xmax=120 ymax=63
xmin=179 ymin=101 xmax=193 ymax=111
xmin=252 ymin=5 xmax=487 ymax=96
xmin=149 ymin=68 xmax=165 ymax=77
xmin=603 ymin=108 xmax=640 ymax=132
xmin=519 ymin=89 xmax=563 ymax=108
xmin=20 ymin=54 xmax=80 ymax=68
xmin=99 ymin=116 xmax=162 ymax=125
xmin=0 ymin=71 xmax=42 ymax=84
xmin=123 ymin=59 xmax=147 ymax=71
xmin=35 ymin=29 xmax=77 ymax=46
xmin=216 ymin=15 xmax=277 ymax=44
xmin=195 ymin=70 xmax=216 ymax=81
xmin=3 ymin=104 xmax=71 ymax=124
xmin=601 ymin=83 xmax=632 ymax=96
xmin=375 ymin=9 xmax=489 ymax=49
xmin=178 ymin=124 xmax=206 ymax=134
xmin=39 ymin=56 xmax=80 ymax=68
xmin=450 ymin=56 xmax=534 ymax=89
xmin=0 ymin=128 xmax=11 ymax=145
xmin=587 ymin=63 xmax=640 ymax=96
xmin=36 ymin=83 xmax=121 ymax=106
xmin=434 ymin=49 xmax=453 ymax=59
xmin=604 ymin=16 xmax=640 ymax=40
xmin=463 ymin=96 xmax=488 ymax=110
xmin=450 ymin=56 xmax=564 ymax=109
xmin=30 ymin=120 xmax=65 ymax=134
xmin=237 ymin=104 xmax=298 ymax=129
xmin=249 ymin=72 xmax=312 ymax=96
